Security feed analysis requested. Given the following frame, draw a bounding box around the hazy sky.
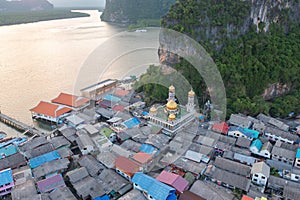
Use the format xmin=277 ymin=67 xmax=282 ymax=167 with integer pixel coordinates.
xmin=48 ymin=0 xmax=105 ymax=7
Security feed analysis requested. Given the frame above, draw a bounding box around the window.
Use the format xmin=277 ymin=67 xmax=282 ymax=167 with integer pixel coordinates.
xmin=265 ymin=153 xmax=269 ymax=156
xmin=149 ymin=195 xmax=153 ymax=199
xmin=295 ymin=176 xmax=299 ymax=180
xmin=253 ymin=178 xmax=258 ymax=182
xmin=134 ymin=183 xmax=138 ymax=187
xmin=261 ymin=176 xmax=265 ymax=179
xmin=254 ymin=174 xmax=259 ymax=177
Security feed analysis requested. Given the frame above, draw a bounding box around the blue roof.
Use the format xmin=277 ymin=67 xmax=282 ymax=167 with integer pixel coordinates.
xmin=296 ymin=148 xmax=300 ymax=159
xmin=142 ymin=111 xmax=149 ymax=116
xmin=251 ymin=139 xmax=263 ymax=151
xmin=0 ymin=138 xmax=19 ymax=148
xmin=0 ymin=145 xmax=18 ymax=159
xmin=229 ymin=126 xmax=259 ymax=139
xmin=132 ymin=173 xmax=177 ymax=200
xmin=103 ymin=94 xmax=121 ymax=102
xmin=0 ymin=168 xmax=13 ymax=186
xmin=29 ymin=150 xmax=61 ymax=169
xmin=124 ymin=117 xmax=141 ymax=129
xmin=94 ymin=195 xmax=110 ymax=200
xmin=140 ymin=144 xmax=157 ymax=154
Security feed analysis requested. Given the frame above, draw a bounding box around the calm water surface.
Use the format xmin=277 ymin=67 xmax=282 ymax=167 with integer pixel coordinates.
xmin=0 ymin=10 xmax=160 ymax=136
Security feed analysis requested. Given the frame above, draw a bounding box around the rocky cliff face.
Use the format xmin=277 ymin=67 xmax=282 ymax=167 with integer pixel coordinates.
xmin=101 ymin=0 xmax=176 ymax=23
xmin=0 ymin=0 xmax=53 ymax=11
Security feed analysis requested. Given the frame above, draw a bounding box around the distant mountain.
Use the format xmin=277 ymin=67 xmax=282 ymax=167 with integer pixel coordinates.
xmin=101 ymin=0 xmax=176 ymax=23
xmin=0 ymin=0 xmax=53 ymax=11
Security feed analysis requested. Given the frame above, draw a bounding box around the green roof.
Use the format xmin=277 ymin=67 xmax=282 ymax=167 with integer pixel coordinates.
xmin=100 ymin=127 xmax=113 ymax=137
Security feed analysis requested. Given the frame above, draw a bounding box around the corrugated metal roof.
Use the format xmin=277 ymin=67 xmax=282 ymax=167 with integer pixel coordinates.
xmin=37 ymin=174 xmax=65 ymax=193
xmin=0 ymin=144 xmax=18 ymax=158
xmin=139 ymin=144 xmax=157 ymax=154
xmin=29 ymin=150 xmax=61 ymax=169
xmin=296 ymin=148 xmax=300 ymax=158
xmin=132 ymin=173 xmax=177 ymax=200
xmin=0 ymin=168 xmax=13 ymax=186
xmin=250 ymin=139 xmax=263 ymax=151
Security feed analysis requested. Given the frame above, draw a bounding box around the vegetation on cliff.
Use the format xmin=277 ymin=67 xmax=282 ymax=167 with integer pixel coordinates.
xmin=135 ymin=0 xmax=300 ymax=118
xmin=101 ymin=0 xmax=176 ymax=23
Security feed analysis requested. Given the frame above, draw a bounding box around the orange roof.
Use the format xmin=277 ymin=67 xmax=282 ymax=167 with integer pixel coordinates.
xmin=241 ymin=195 xmax=254 ymax=200
xmin=133 ymin=152 xmax=153 ymax=164
xmin=115 ymin=156 xmax=141 ymax=175
xmin=114 ymin=89 xmax=129 ymax=97
xmin=51 ymin=93 xmax=89 ymax=108
xmin=30 ymin=101 xmax=72 ymax=118
xmin=112 ymin=105 xmax=125 ymax=112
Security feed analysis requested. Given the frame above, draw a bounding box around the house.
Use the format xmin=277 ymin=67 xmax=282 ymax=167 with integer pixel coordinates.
xmin=120 ymin=140 xmax=142 ymax=153
xmin=264 ymin=126 xmax=298 ymax=144
xmin=233 ymin=153 xmax=257 ymax=166
xmin=250 ymin=139 xmax=272 ymax=159
xmin=51 ymin=92 xmax=90 ymax=110
xmin=96 ymin=169 xmax=130 ymax=195
xmin=210 ymin=167 xmax=251 ymax=192
xmin=67 ymin=167 xmax=105 ymax=199
xmin=156 ymin=171 xmax=189 ymax=193
xmin=251 ymin=162 xmax=270 ymax=186
xmin=49 ymin=136 xmax=71 ymax=149
xmin=211 ymin=122 xmax=229 ymax=134
xmin=228 ymin=114 xmax=253 ymax=128
xmin=76 ymin=133 xmax=95 ymax=155
xmin=82 ymin=124 xmax=99 ymax=136
xmin=115 ymin=156 xmax=141 ymax=180
xmin=132 ymin=152 xmax=154 ymax=171
xmin=19 ymin=136 xmax=49 ymax=152
xmin=0 ymin=168 xmax=14 ymax=197
xmin=29 ymin=150 xmax=61 ymax=169
xmin=189 ymin=180 xmax=235 ymax=200
xmin=65 ymin=115 xmax=85 ymax=128
xmin=0 ymin=153 xmax=26 ymax=170
xmin=179 ymin=191 xmax=205 ymax=200
xmin=271 ymin=144 xmax=296 ymax=165
xmin=100 ymin=127 xmax=116 ymax=142
xmin=0 ymin=145 xmax=18 ymax=159
xmin=294 ymin=148 xmax=300 ymax=168
xmin=13 ymin=166 xmax=33 ymax=186
xmin=257 ymin=113 xmax=289 ymax=131
xmin=132 ymin=172 xmax=177 ymax=200
xmin=173 ymin=157 xmax=207 ymax=177
xmin=80 ymin=79 xmax=118 ymax=100
xmin=228 ymin=127 xmax=259 ymax=140
xmin=59 ymin=127 xmax=78 ymax=143
xmin=24 ymin=143 xmax=54 ymax=159
xmin=32 ymin=158 xmax=70 ymax=180
xmin=78 ymin=155 xmax=105 ymax=177
xmin=11 ymin=180 xmax=38 ymax=200
xmin=37 ymin=174 xmax=66 ymax=193
xmin=235 ymin=137 xmax=252 ymax=149
xmin=118 ymin=189 xmax=147 ymax=200
xmin=214 ymin=157 xmax=251 ymax=177
xmin=97 ymin=151 xmax=117 ymax=169
xmin=49 ymin=187 xmax=77 ymax=200
xmin=30 ymin=101 xmax=72 ymax=123
xmin=241 ymin=196 xmax=254 ymax=200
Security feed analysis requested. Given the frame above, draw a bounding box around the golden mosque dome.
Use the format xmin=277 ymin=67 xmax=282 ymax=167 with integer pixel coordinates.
xmin=166 ymin=100 xmax=178 ymax=110
xmin=149 ymin=106 xmax=157 ymax=113
xmin=168 ymin=113 xmax=176 ymax=121
xmin=188 ymin=89 xmax=195 ymax=97
xmin=169 ymin=85 xmax=175 ymax=92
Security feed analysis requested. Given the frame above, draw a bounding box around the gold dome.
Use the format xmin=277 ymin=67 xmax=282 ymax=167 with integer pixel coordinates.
xmin=166 ymin=100 xmax=178 ymax=110
xmin=169 ymin=85 xmax=175 ymax=92
xmin=168 ymin=113 xmax=176 ymax=121
xmin=188 ymin=89 xmax=195 ymax=97
xmin=149 ymin=106 xmax=157 ymax=113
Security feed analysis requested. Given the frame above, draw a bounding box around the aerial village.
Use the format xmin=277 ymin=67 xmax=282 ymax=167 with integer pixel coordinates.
xmin=1 ymin=78 xmax=300 ymax=200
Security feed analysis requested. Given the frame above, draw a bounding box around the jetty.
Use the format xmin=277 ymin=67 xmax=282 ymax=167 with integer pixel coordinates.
xmin=0 ymin=112 xmax=43 ymax=137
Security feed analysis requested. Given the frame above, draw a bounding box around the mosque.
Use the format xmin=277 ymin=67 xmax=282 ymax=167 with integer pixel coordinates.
xmin=148 ymin=85 xmax=196 ymax=136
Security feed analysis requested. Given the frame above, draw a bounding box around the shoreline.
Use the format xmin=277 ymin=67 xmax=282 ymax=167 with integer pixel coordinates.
xmin=0 ymin=9 xmax=91 ymax=27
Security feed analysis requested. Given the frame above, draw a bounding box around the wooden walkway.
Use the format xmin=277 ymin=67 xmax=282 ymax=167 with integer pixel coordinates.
xmin=0 ymin=112 xmax=43 ymax=137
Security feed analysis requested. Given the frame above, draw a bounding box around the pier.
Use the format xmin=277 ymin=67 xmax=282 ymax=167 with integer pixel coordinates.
xmin=0 ymin=112 xmax=43 ymax=137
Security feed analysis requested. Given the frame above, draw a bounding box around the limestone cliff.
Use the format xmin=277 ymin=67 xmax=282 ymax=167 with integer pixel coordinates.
xmin=101 ymin=0 xmax=176 ymax=23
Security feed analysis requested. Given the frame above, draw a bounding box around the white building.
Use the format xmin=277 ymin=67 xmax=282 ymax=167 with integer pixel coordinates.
xmin=251 ymin=162 xmax=270 ymax=186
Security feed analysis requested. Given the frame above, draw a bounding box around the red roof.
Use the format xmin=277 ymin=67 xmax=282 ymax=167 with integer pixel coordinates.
xmin=112 ymin=105 xmax=125 ymax=112
xmin=241 ymin=195 xmax=254 ymax=200
xmin=179 ymin=191 xmax=205 ymax=200
xmin=156 ymin=171 xmax=189 ymax=193
xmin=51 ymin=93 xmax=89 ymax=108
xmin=30 ymin=101 xmax=72 ymax=118
xmin=212 ymin=122 xmax=229 ymax=134
xmin=115 ymin=156 xmax=141 ymax=176
xmin=132 ymin=152 xmax=153 ymax=164
xmin=114 ymin=89 xmax=129 ymax=97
